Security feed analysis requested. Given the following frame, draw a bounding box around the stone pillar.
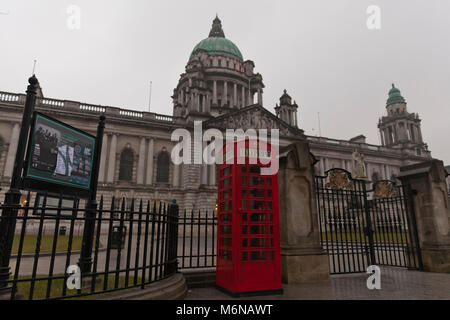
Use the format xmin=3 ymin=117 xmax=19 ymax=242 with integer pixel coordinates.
xmin=398 ymin=160 xmax=450 ymax=273
xmin=146 ymin=138 xmax=154 ymax=185
xmin=383 ymin=164 xmax=388 ymax=180
xmin=319 ymin=157 xmax=325 ymax=175
xmin=257 ymin=88 xmax=263 ymax=106
xmin=294 ymin=110 xmax=298 ymax=127
xmin=223 ymin=81 xmax=228 ymax=107
xmin=324 ymin=158 xmax=329 ymax=172
xmin=248 ymin=88 xmax=252 ymax=105
xmin=205 ymin=93 xmax=211 ymax=113
xmin=173 ymin=163 xmax=180 ymax=187
xmin=3 ymin=123 xmax=20 ymax=178
xmin=417 ymin=125 xmax=423 ymax=143
xmin=278 ymin=142 xmax=330 ymax=283
xmin=213 ymin=81 xmax=217 ymax=105
xmin=366 ymin=162 xmax=371 ymax=179
xmin=201 ymin=141 xmax=208 ymax=185
xmin=137 ymin=136 xmax=146 ymax=184
xmin=98 ymin=133 xmax=108 ymax=182
xmin=106 ymin=134 xmax=117 ymax=183
xmin=241 ymin=85 xmax=245 ymax=108
xmin=208 ymin=164 xmax=216 ymax=186
xmin=198 ymin=93 xmax=202 ymax=112
xmin=233 ymin=83 xmax=237 ymax=108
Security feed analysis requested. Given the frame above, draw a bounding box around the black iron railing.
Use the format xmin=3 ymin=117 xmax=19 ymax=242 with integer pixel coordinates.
xmin=177 ymin=210 xmax=217 ymax=270
xmin=0 ymin=192 xmax=179 ymax=300
xmin=315 ymin=168 xmax=422 ymax=274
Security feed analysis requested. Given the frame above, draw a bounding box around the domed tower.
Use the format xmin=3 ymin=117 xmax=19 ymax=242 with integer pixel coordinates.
xmin=172 ymin=16 xmax=265 ymax=122
xmin=274 ymin=89 xmax=299 ymax=127
xmin=378 ymin=84 xmax=430 ymax=157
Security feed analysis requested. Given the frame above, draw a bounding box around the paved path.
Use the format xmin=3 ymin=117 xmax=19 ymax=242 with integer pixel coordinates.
xmin=185 ymin=267 xmax=450 ymax=300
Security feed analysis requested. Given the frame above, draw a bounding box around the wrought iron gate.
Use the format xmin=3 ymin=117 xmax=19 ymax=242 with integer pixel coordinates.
xmin=315 ymin=169 xmax=423 ymax=274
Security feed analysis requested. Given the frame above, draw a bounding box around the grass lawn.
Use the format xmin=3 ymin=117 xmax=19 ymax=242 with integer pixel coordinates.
xmin=320 ymin=232 xmax=410 ymax=243
xmin=12 ymin=235 xmax=101 ymax=255
xmin=12 ymin=274 xmax=140 ymax=300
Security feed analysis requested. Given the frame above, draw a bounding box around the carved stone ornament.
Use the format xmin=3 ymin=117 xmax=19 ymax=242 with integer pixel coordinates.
xmin=373 ymin=181 xmax=398 ymax=199
xmin=325 ymin=170 xmax=354 ymax=190
xmin=206 ymin=106 xmax=295 ymax=137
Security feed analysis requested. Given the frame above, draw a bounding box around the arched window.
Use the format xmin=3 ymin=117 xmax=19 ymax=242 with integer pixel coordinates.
xmin=119 ymin=148 xmax=134 ymax=181
xmin=156 ymin=152 xmax=170 ymax=183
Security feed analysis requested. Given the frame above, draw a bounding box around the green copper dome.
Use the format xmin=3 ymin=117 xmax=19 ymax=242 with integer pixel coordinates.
xmin=189 ymin=16 xmax=243 ymax=62
xmin=387 ymin=83 xmax=406 ymax=106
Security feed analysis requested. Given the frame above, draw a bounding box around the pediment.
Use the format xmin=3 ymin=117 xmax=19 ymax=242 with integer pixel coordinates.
xmin=204 ymin=105 xmax=304 ymax=138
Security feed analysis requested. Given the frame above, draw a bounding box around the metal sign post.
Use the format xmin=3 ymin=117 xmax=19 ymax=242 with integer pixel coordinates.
xmin=0 ymin=76 xmax=39 ymax=296
xmin=78 ymin=115 xmax=105 ymax=276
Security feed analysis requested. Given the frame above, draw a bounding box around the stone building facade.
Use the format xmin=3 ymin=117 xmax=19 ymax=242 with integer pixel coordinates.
xmin=0 ymin=17 xmax=432 ymax=211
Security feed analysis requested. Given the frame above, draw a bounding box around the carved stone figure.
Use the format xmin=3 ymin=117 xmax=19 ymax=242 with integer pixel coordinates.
xmin=352 ymin=149 xmax=366 ymax=179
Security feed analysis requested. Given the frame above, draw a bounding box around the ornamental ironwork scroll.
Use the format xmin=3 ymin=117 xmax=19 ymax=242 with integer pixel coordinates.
xmin=325 ymin=169 xmax=354 ymax=190
xmin=373 ymin=180 xmax=398 ymax=199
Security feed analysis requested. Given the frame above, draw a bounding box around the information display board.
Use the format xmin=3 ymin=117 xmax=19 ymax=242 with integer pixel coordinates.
xmin=23 ymin=112 xmax=96 ymax=197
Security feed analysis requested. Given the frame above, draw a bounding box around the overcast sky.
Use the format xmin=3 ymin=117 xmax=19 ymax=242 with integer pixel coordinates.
xmin=0 ymin=0 xmax=449 ymax=164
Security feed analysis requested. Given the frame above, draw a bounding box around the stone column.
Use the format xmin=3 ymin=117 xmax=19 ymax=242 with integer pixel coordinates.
xmin=318 ymin=157 xmax=324 ymax=175
xmin=417 ymin=125 xmax=423 ymax=143
xmin=173 ymin=163 xmax=180 ymax=187
xmin=324 ymin=158 xmax=329 ymax=172
xmin=3 ymin=123 xmax=20 ymax=177
xmin=223 ymin=81 xmax=228 ymax=107
xmin=98 ymin=133 xmax=108 ymax=182
xmin=398 ymin=159 xmax=450 ymax=273
xmin=208 ymin=164 xmax=216 ymax=186
xmin=136 ymin=136 xmax=146 ymax=184
xmin=106 ymin=134 xmax=117 ymax=183
xmin=241 ymin=85 xmax=245 ymax=108
xmin=278 ymin=142 xmax=330 ymax=283
xmin=213 ymin=81 xmax=217 ymax=105
xmin=248 ymin=88 xmax=252 ymax=105
xmin=257 ymin=88 xmax=263 ymax=105
xmin=201 ymin=141 xmax=208 ymax=185
xmin=366 ymin=162 xmax=371 ymax=179
xmin=294 ymin=110 xmax=298 ymax=127
xmin=205 ymin=93 xmax=211 ymax=113
xmin=146 ymin=138 xmax=154 ymax=185
xmin=233 ymin=83 xmax=237 ymax=108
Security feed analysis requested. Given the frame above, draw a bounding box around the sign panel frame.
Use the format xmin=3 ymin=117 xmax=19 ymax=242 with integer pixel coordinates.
xmin=33 ymin=193 xmax=78 ymax=217
xmin=22 ymin=111 xmax=96 ymax=198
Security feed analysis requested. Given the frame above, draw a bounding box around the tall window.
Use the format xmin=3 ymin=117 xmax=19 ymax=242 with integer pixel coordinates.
xmin=119 ymin=148 xmax=134 ymax=181
xmin=156 ymin=152 xmax=170 ymax=183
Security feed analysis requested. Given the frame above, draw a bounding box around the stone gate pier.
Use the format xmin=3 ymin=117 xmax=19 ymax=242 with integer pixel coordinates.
xmin=278 ymin=141 xmax=330 ymax=283
xmin=399 ymin=159 xmax=450 ymax=273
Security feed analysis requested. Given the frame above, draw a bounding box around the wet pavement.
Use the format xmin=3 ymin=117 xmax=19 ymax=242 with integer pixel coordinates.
xmin=185 ymin=267 xmax=450 ymax=300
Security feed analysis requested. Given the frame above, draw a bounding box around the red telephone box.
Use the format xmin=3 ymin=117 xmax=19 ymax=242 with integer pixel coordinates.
xmin=216 ymin=139 xmax=282 ymax=296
